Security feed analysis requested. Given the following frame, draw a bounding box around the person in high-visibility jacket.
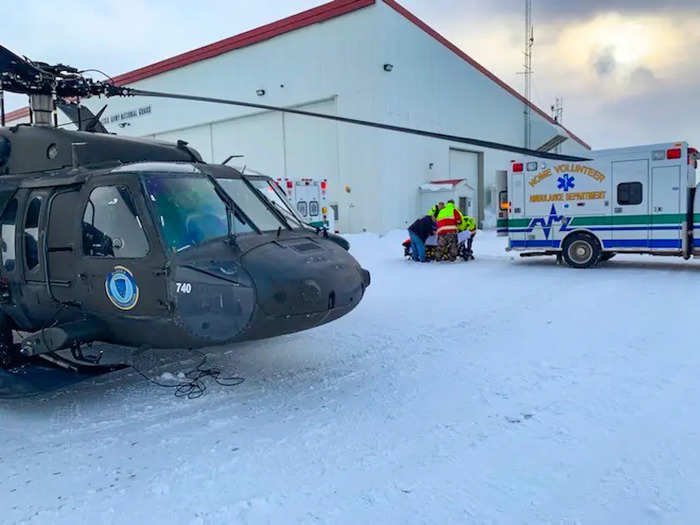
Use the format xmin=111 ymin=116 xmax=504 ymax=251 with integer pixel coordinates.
xmin=429 ymin=201 xmax=445 ymax=219
xmin=436 ymin=200 xmax=461 ymax=261
xmin=455 ymin=209 xmax=477 ymax=260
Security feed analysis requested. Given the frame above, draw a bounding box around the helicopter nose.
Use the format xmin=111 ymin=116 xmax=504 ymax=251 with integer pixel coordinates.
xmin=240 ymin=238 xmax=369 ymax=339
xmin=170 ymin=259 xmax=257 ymax=346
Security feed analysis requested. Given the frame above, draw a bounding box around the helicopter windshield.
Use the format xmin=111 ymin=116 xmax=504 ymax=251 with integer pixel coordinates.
xmin=143 ymin=173 xmax=292 ymax=253
xmin=143 ymin=174 xmax=254 ymax=253
xmin=246 ymin=179 xmax=310 ymax=230
xmin=215 ymin=178 xmax=289 ymax=232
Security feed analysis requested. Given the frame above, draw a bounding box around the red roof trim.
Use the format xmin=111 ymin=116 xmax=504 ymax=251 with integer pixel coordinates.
xmin=382 ymin=0 xmax=590 ymax=150
xmin=430 ymin=179 xmax=464 ymax=186
xmin=112 ymin=0 xmax=376 ymax=86
xmin=5 ymin=0 xmax=589 ymax=150
xmin=4 ymin=106 xmax=30 ymax=122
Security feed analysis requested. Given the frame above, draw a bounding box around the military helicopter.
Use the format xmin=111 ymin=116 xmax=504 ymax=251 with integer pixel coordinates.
xmin=0 ymin=45 xmax=586 ymax=392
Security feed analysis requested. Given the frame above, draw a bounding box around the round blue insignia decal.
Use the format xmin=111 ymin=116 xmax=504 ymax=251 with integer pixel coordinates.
xmin=105 ymin=266 xmax=139 ymax=310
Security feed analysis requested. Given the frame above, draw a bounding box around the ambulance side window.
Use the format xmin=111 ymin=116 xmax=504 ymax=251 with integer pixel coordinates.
xmin=617 ymin=182 xmax=643 ymax=206
xmin=0 ymin=198 xmax=17 ymax=272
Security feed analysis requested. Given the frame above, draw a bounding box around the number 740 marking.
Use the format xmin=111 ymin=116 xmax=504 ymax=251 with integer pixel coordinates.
xmin=176 ymin=282 xmax=192 ymax=294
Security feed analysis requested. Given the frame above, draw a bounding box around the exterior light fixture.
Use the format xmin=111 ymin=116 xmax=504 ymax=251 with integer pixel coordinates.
xmin=383 ymin=63 xmax=393 ymax=72
xmin=256 ymin=89 xmax=266 ymax=96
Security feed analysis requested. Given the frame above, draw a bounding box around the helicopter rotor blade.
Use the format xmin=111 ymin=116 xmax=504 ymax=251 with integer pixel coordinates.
xmin=0 ymin=45 xmax=46 ymax=78
xmin=0 ymin=45 xmax=56 ymax=95
xmin=126 ymin=88 xmax=590 ymax=162
xmin=0 ymin=45 xmax=127 ymax=99
xmin=0 ymin=44 xmax=588 ymax=162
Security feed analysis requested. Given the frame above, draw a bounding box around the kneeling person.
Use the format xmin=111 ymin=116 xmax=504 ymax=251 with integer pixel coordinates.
xmin=408 ymin=214 xmax=437 ymax=262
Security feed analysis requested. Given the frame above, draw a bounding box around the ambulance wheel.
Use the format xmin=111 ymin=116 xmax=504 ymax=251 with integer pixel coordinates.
xmin=562 ymin=232 xmax=601 ymax=268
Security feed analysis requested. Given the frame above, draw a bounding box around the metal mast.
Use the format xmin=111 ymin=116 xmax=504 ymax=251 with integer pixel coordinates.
xmin=30 ymin=93 xmax=55 ymax=126
xmin=551 ymin=97 xmax=563 ymax=123
xmin=523 ymin=0 xmax=534 ymax=149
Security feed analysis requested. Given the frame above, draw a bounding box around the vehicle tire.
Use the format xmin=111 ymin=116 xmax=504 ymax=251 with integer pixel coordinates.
xmin=562 ymin=232 xmax=601 ymax=269
xmin=600 ymin=252 xmax=616 ymax=262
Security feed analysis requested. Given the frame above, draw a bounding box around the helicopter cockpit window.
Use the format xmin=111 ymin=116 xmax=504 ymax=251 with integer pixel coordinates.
xmin=24 ymin=197 xmax=42 ymax=270
xmin=143 ymin=175 xmax=252 ymax=253
xmin=0 ymin=199 xmax=17 ymax=272
xmin=82 ymin=186 xmax=149 ymax=258
xmin=216 ymin=179 xmax=287 ymax=232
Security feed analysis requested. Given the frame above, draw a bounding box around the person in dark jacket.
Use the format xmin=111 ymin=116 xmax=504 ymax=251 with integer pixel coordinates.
xmin=408 ymin=215 xmax=437 ymax=262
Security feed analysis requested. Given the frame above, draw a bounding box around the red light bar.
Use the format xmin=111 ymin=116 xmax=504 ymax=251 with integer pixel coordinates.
xmin=321 ymin=181 xmax=327 ymax=190
xmin=512 ymin=163 xmax=524 ymax=173
xmin=286 ymin=181 xmax=293 ymax=189
xmin=667 ymin=148 xmax=682 ymax=160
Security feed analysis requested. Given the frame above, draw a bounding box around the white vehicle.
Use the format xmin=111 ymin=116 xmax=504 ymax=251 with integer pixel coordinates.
xmin=276 ymin=177 xmax=336 ymax=232
xmin=499 ymin=142 xmax=699 ymax=267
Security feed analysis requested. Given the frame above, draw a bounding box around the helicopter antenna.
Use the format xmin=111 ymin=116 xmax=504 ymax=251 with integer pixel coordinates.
xmin=221 ymin=154 xmax=244 ymax=166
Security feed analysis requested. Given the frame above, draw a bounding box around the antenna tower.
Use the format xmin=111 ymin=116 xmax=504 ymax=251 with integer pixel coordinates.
xmin=551 ymin=97 xmax=563 ymax=123
xmin=523 ymin=0 xmax=534 ymax=148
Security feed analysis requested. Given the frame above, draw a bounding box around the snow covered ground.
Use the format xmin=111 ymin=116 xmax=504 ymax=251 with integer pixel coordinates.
xmin=4 ymin=230 xmax=700 ymax=524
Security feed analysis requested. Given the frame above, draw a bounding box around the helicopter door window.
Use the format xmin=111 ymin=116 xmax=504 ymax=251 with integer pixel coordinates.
xmin=24 ymin=197 xmax=42 ymax=271
xmin=0 ymin=198 xmax=17 ymax=272
xmin=83 ymin=186 xmax=149 ymax=258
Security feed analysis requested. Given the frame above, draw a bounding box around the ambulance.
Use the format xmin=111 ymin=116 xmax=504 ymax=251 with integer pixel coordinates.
xmin=276 ymin=177 xmax=336 ymax=232
xmin=498 ymin=142 xmax=700 ymax=267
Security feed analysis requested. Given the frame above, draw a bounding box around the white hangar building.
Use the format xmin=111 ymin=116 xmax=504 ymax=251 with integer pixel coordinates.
xmin=7 ymin=0 xmax=590 ymax=233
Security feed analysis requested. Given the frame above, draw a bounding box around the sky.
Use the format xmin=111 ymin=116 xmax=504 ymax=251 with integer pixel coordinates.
xmin=2 ymin=0 xmax=699 ymax=149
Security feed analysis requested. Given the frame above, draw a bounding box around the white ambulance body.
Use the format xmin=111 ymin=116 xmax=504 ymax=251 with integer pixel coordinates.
xmin=499 ymin=142 xmax=699 ymax=267
xmin=276 ymin=177 xmax=336 ymax=232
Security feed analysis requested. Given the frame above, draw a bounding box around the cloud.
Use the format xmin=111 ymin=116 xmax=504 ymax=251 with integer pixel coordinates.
xmin=628 ymin=66 xmax=657 ymax=87
xmin=483 ymin=0 xmax=700 ymax=19
xmin=592 ymin=47 xmax=617 ymax=77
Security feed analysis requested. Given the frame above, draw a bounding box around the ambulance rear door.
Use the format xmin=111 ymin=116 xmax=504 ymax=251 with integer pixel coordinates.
xmin=295 ymin=179 xmax=323 ymax=228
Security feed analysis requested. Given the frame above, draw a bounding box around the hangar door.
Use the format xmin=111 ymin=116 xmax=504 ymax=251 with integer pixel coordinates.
xmin=211 ymin=111 xmax=286 ymax=177
xmin=283 ymin=99 xmax=340 ymax=228
xmin=207 ymin=98 xmax=341 ymax=228
xmin=284 ymin=99 xmax=338 ymax=184
xmin=449 ymin=149 xmax=480 ymax=222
